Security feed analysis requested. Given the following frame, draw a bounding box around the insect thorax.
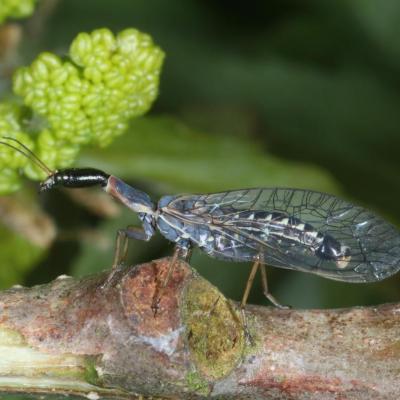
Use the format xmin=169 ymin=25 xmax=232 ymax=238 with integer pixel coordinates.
xmin=139 ymin=212 xmax=157 ymax=239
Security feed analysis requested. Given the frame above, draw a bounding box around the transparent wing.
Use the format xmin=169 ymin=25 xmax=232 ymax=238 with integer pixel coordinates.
xmin=163 ymin=188 xmax=400 ymax=282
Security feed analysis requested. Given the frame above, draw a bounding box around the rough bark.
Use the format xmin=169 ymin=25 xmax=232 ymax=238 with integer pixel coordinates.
xmin=0 ymin=257 xmax=398 ymax=400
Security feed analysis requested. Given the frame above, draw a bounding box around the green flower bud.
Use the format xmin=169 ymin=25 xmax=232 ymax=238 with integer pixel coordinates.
xmin=0 ymin=104 xmax=36 ymax=192
xmin=1 ymin=27 xmax=164 ymax=192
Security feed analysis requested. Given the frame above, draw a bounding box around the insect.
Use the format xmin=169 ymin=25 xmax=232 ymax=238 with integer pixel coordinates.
xmin=2 ymin=137 xmax=400 ymax=312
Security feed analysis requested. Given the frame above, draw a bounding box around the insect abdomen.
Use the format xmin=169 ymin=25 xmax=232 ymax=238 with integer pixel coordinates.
xmin=226 ymin=210 xmax=352 ymax=267
xmin=315 ymin=235 xmax=351 ymax=268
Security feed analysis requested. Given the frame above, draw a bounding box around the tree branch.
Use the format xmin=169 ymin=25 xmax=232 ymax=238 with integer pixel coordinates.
xmin=0 ymin=257 xmax=399 ymax=399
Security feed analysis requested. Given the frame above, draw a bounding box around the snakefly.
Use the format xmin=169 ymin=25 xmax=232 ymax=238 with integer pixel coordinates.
xmin=2 ymin=137 xmax=400 ymax=311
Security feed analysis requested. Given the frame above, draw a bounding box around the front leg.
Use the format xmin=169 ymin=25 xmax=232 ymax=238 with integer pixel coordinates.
xmin=111 ymin=225 xmax=151 ymax=270
xmin=101 ymin=225 xmax=151 ymax=290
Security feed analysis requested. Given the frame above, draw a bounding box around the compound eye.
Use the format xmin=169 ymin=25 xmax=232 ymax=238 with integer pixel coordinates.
xmin=39 ymin=176 xmax=56 ymax=192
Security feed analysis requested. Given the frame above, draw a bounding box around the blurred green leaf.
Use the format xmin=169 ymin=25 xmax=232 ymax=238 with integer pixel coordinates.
xmin=80 ymin=116 xmax=340 ymax=194
xmin=348 ymin=0 xmax=400 ymax=62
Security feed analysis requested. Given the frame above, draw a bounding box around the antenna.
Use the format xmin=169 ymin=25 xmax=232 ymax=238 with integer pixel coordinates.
xmin=0 ymin=137 xmax=53 ymax=175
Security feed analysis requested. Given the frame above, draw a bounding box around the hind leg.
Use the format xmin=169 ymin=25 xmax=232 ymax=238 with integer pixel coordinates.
xmin=240 ymin=259 xmax=261 ymax=344
xmin=240 ymin=257 xmax=290 ymax=344
xmin=240 ymin=260 xmax=261 ymax=309
xmin=259 ymin=264 xmax=290 ymax=309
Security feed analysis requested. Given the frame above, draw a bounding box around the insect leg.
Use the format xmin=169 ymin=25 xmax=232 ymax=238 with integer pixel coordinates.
xmin=260 ymin=264 xmax=290 ymax=309
xmin=162 ymin=244 xmax=192 ymax=288
xmin=240 ymin=260 xmax=260 ymax=309
xmin=240 ymin=260 xmax=261 ymax=345
xmin=152 ymin=240 xmax=191 ymax=315
xmin=112 ymin=226 xmax=150 ymax=269
xmin=101 ymin=226 xmax=150 ymax=289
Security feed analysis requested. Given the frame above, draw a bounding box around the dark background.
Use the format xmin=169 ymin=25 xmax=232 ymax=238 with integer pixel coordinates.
xmin=2 ymin=0 xmax=400 ymax=308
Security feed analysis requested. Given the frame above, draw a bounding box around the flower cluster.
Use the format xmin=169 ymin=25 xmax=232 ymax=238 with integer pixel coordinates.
xmin=0 ymin=0 xmax=37 ymax=23
xmin=0 ymin=28 xmax=164 ymax=189
xmin=0 ymin=103 xmax=34 ymax=192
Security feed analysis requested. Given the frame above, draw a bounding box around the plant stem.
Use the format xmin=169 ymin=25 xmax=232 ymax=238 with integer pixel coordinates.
xmin=0 ymin=258 xmax=398 ymax=399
